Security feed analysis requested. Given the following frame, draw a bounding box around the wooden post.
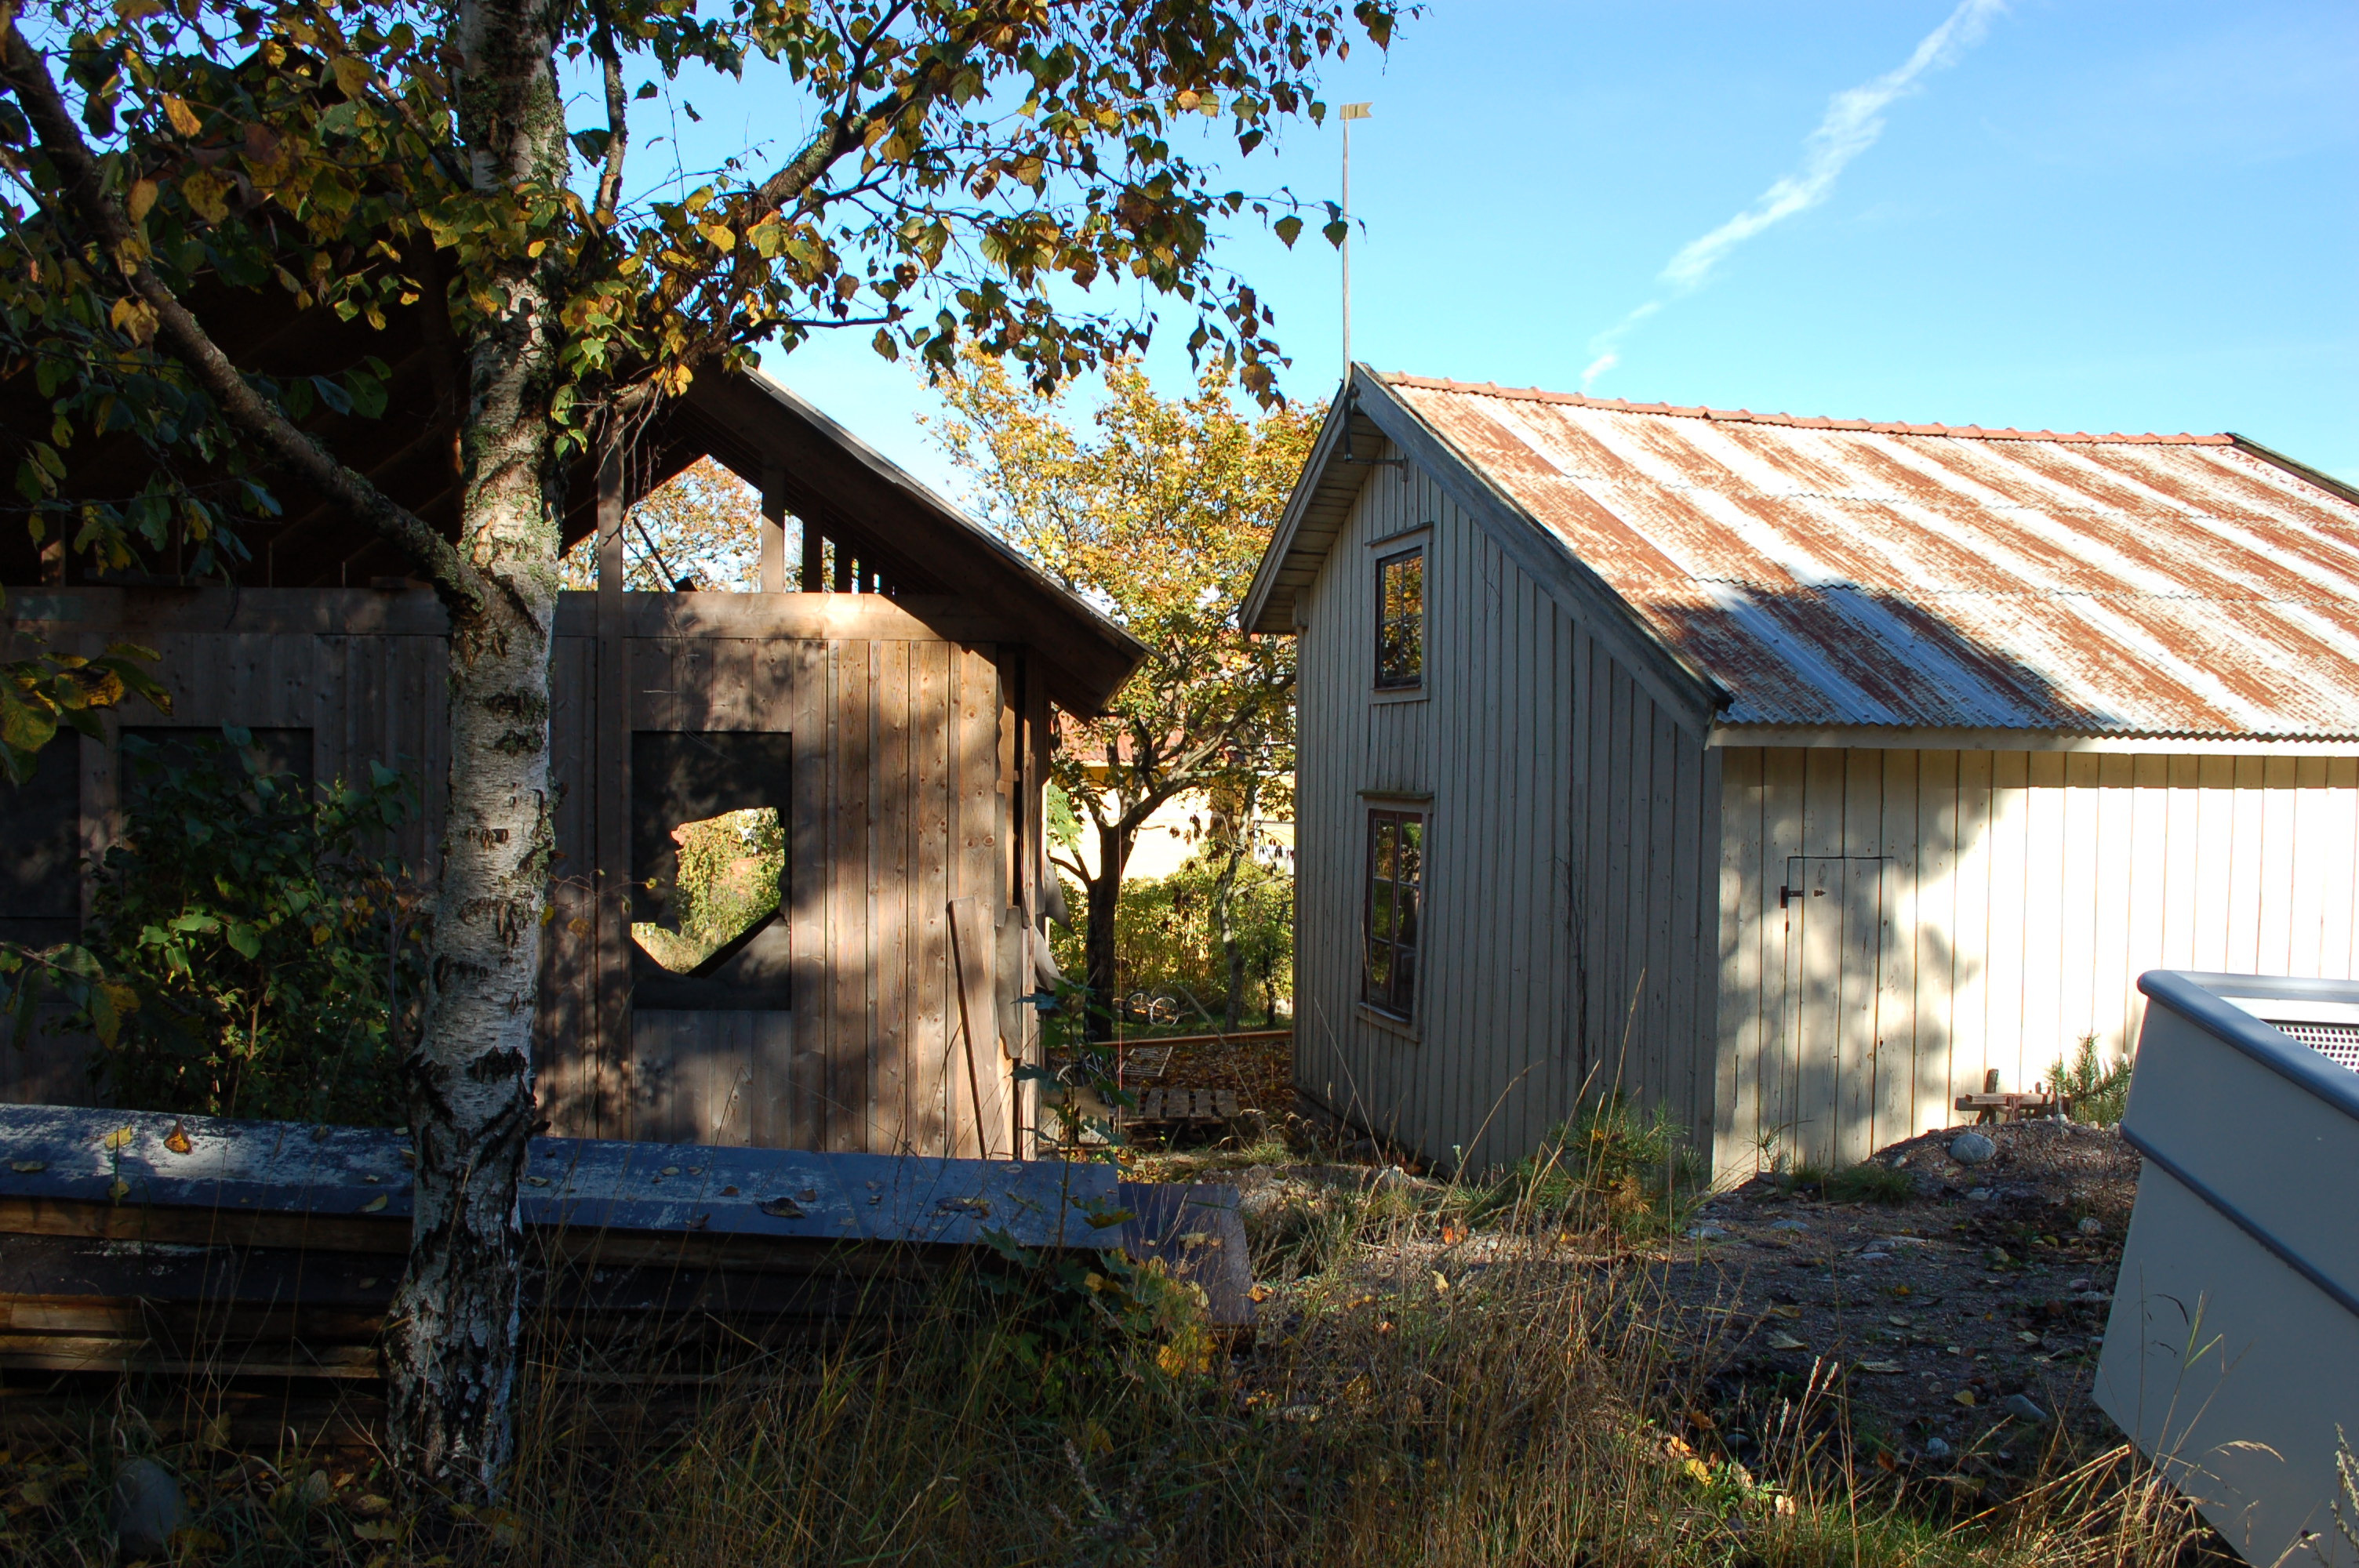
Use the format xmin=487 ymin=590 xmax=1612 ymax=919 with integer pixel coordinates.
xmin=759 ymin=463 xmax=785 ymax=594
xmin=800 ymin=520 xmax=824 ymax=593
xmin=594 ymin=437 xmax=632 ymax=1137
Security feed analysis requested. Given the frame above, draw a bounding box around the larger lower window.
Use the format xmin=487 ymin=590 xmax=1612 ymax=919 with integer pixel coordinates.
xmin=1363 ymin=810 xmax=1423 ymax=1018
xmin=1375 ymin=546 xmax=1423 ymax=689
xmin=631 ymin=731 xmax=794 ymax=1008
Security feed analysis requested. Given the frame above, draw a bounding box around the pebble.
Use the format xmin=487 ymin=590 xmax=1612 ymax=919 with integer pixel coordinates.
xmin=1948 ymin=1131 xmax=1997 ymax=1166
xmin=1858 ymin=1250 xmax=1892 ymax=1262
xmin=1925 ymin=1436 xmax=1953 ymax=1459
xmin=2002 ymin=1393 xmax=2051 ymax=1425
xmin=1685 ymin=1224 xmax=1729 ymax=1240
xmin=1768 ymin=1219 xmax=1809 ymax=1232
xmin=1968 ymin=1188 xmax=1993 ymax=1202
xmin=2077 ymin=1216 xmax=2105 ymax=1236
xmin=2068 ymin=1277 xmax=2092 ymax=1291
xmin=111 ymin=1457 xmax=187 ymax=1559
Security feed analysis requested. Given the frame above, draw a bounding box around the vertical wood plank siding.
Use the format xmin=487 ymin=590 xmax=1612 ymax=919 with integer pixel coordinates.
xmin=1292 ymin=447 xmax=1720 ymax=1172
xmin=2 ymin=592 xmax=1019 ymax=1160
xmin=1711 ymin=747 xmax=2359 ymax=1173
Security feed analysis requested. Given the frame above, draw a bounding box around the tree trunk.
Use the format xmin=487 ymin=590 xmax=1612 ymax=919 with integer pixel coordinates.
xmin=384 ymin=0 xmax=570 ymax=1508
xmin=1082 ymin=818 xmax=1133 ymax=1043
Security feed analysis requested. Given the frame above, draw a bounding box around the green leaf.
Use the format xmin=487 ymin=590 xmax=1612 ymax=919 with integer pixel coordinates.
xmin=1272 ymin=214 xmax=1303 ymax=248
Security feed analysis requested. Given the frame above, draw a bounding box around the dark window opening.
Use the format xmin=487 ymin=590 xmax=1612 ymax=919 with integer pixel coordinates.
xmin=631 ymin=731 xmax=793 ymax=1009
xmin=0 ymin=739 xmax=81 ymax=949
xmin=1363 ymin=809 xmax=1423 ymax=1018
xmin=1376 ymin=547 xmax=1424 ymax=689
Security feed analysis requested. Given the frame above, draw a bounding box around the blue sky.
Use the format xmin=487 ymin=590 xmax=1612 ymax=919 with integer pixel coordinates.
xmin=656 ymin=1 xmax=2358 ymax=492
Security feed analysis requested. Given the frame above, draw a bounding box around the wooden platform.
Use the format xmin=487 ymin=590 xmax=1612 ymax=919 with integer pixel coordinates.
xmin=1128 ymin=1088 xmax=1241 ymax=1125
xmin=0 ymin=1105 xmax=1252 ymax=1443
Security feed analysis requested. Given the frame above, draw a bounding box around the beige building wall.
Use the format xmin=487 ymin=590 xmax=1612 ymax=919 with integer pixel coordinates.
xmin=1292 ymin=441 xmax=1718 ymax=1173
xmin=1714 ymin=746 xmax=2359 ymax=1173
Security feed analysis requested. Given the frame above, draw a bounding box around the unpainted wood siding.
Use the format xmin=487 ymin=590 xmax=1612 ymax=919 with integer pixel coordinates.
xmin=1292 ymin=448 xmax=1719 ymax=1171
xmin=1713 ymin=747 xmax=2359 ymax=1172
xmin=1 ymin=588 xmax=1033 ymax=1160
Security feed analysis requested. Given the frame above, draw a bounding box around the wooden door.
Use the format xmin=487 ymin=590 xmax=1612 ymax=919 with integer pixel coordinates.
xmin=1780 ymin=855 xmax=1895 ymax=1168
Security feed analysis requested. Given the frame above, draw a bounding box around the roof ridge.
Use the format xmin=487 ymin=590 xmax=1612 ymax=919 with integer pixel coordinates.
xmin=1374 ymin=372 xmax=2232 ymax=447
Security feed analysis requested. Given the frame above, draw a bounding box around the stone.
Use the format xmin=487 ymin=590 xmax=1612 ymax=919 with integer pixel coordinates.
xmin=2068 ymin=1277 xmax=2092 ymax=1291
xmin=2002 ymin=1393 xmax=2050 ymax=1425
xmin=1768 ymin=1218 xmax=1809 ymax=1232
xmin=2077 ymin=1216 xmax=2105 ymax=1236
xmin=1685 ymin=1224 xmax=1728 ymax=1240
xmin=1925 ymin=1436 xmax=1953 ymax=1460
xmin=1948 ymin=1131 xmax=1997 ymax=1166
xmin=111 ymin=1457 xmax=186 ymax=1560
xmin=1968 ymin=1187 xmax=1993 ymax=1202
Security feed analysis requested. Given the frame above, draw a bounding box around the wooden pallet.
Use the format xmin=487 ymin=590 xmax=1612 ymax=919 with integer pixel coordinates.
xmin=1129 ymin=1088 xmax=1241 ymax=1124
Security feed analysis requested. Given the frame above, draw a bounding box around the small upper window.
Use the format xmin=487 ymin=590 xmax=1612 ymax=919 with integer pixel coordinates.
xmin=1376 ymin=547 xmax=1423 ymax=689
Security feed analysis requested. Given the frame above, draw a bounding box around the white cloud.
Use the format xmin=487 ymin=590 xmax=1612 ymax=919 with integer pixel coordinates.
xmin=1663 ymin=0 xmax=2005 ymax=291
xmin=1584 ymin=0 xmax=2005 ymax=390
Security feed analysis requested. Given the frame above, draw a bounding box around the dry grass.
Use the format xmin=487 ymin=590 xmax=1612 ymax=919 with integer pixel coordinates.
xmin=3 ymin=1131 xmax=2219 ymax=1566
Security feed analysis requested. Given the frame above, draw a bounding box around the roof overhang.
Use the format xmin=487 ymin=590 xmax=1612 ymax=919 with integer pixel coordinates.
xmin=1709 ymin=724 xmax=2359 ymax=756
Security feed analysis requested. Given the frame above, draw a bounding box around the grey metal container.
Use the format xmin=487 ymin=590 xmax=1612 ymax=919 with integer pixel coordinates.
xmin=2098 ymin=971 xmax=2359 ymax=1567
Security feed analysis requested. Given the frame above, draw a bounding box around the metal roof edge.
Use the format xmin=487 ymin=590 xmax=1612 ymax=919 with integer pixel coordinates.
xmin=1357 ymin=372 xmax=1728 ymax=731
xmin=1241 ymin=371 xmax=1362 ymax=634
xmin=2228 ymin=434 xmax=2359 ymax=513
xmin=1708 ymin=724 xmax=2359 ymax=754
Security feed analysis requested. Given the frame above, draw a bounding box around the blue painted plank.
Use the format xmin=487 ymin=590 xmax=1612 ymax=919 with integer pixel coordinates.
xmin=0 ymin=1105 xmax=1121 ymax=1252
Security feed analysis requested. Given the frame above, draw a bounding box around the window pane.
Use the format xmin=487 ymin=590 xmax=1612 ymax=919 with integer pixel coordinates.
xmin=1376 ymin=550 xmax=1424 ymax=687
xmin=1395 ymin=884 xmax=1417 ymax=948
xmin=1394 ymin=949 xmax=1416 ymax=1012
xmin=1398 ymin=820 xmax=1423 ymax=884
xmin=1367 ymin=941 xmax=1391 ymax=990
xmin=1371 ymin=880 xmax=1394 ymax=942
xmin=1372 ymin=817 xmax=1396 ymax=879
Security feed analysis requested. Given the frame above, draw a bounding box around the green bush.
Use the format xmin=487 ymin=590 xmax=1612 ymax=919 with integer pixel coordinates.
xmin=68 ymin=728 xmax=426 ymax=1124
xmin=1487 ymin=1097 xmax=1706 ymax=1237
xmin=2051 ymin=1033 xmax=2133 ymax=1127
xmin=1054 ymin=848 xmax=1292 ymax=1029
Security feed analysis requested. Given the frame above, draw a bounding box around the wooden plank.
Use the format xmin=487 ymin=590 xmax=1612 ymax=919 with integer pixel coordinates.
xmin=595 ymin=446 xmax=633 ymax=1139
xmin=785 ymin=639 xmax=828 ymax=1150
xmin=831 ymin=641 xmax=874 ymax=1151
xmin=948 ymin=895 xmax=998 ymax=1158
xmin=1910 ymin=751 xmax=1961 ymax=1140
xmin=1982 ymin=750 xmax=2030 ymax=1099
xmin=2320 ymin=758 xmax=2359 ymax=978
xmin=1874 ymin=750 xmax=1917 ymax=1155
xmin=911 ymin=641 xmax=953 ymax=1157
xmin=874 ymin=642 xmax=913 ymax=1156
xmin=952 ymin=648 xmax=1004 ymax=1150
xmin=1760 ymin=748 xmax=1805 ymax=1170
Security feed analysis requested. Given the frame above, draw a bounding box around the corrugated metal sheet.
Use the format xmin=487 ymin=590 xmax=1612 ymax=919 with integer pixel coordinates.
xmin=1384 ymin=375 xmax=2359 ymax=736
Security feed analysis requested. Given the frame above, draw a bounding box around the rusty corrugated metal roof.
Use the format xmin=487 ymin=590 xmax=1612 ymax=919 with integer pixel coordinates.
xmin=1382 ymin=374 xmax=2359 ymax=737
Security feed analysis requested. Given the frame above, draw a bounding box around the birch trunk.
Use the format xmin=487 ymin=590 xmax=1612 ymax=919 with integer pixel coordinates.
xmin=383 ymin=0 xmax=569 ymax=1504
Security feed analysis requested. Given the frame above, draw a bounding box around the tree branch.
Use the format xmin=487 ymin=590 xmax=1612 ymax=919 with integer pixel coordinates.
xmin=0 ymin=12 xmax=485 ymax=611
xmin=589 ymin=1 xmax=628 ymax=226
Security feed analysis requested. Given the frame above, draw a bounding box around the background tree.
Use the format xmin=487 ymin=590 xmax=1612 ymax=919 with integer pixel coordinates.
xmin=932 ymin=352 xmax=1316 ymax=1038
xmin=0 ymin=0 xmax=1396 ymax=1501
xmin=558 ymin=456 xmax=764 ymax=591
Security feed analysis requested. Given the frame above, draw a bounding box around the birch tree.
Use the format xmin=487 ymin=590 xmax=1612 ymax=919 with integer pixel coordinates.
xmin=0 ymin=0 xmax=1394 ymax=1504
xmin=932 ymin=351 xmax=1314 ymax=1037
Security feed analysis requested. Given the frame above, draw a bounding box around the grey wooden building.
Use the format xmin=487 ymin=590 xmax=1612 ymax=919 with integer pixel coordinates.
xmin=2 ymin=370 xmax=1142 ymax=1158
xmin=1243 ymin=368 xmax=2359 ymax=1175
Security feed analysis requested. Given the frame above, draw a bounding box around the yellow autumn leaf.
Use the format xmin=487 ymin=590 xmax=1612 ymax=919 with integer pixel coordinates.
xmin=353 ymin=1521 xmax=399 ymax=1541
xmin=702 ymin=223 xmax=736 ymax=252
xmin=108 ymin=1178 xmax=131 ymax=1202
xmin=10 ymin=1160 xmax=45 ymax=1173
xmin=109 ymin=296 xmax=158 ymax=345
xmin=127 ymin=178 xmax=158 ymax=223
xmin=180 ymin=169 xmax=231 ymax=223
xmin=331 ymin=56 xmax=372 ymax=99
xmin=361 ymin=1193 xmax=389 ymax=1213
xmin=102 ymin=1126 xmax=136 ymax=1150
xmin=161 ymin=94 xmax=201 ymax=137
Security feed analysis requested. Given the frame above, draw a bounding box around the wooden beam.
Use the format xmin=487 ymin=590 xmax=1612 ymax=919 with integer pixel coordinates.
xmin=759 ymin=463 xmax=786 ymax=594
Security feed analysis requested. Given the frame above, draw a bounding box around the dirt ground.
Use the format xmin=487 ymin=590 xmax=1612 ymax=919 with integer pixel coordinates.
xmin=1140 ymin=1113 xmax=2145 ymax=1494
xmin=1658 ymin=1119 xmax=2141 ymax=1462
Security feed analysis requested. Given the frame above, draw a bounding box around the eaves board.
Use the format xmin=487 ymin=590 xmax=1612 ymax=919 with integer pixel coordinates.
xmin=1241 ymin=379 xmax=1375 ymax=633
xmin=1350 ymin=372 xmax=1728 ymax=737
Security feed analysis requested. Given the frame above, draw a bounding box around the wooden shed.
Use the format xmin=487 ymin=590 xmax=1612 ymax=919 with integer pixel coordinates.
xmin=1242 ymin=368 xmax=2359 ymax=1175
xmin=1 ymin=369 xmax=1143 ymax=1158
